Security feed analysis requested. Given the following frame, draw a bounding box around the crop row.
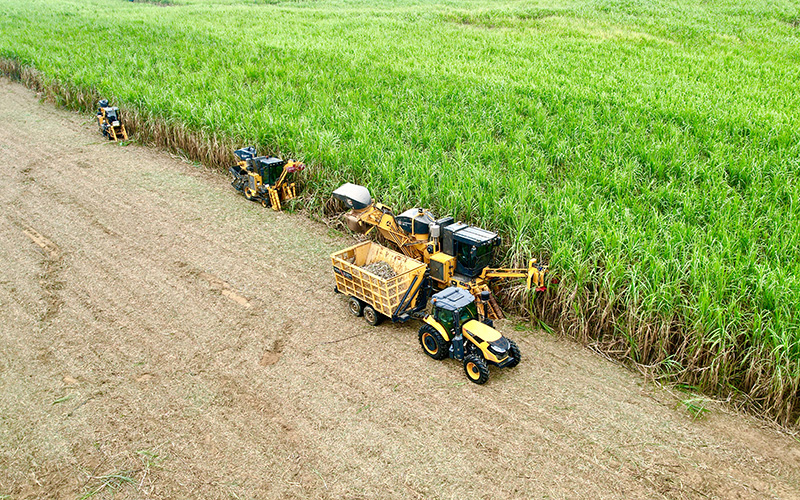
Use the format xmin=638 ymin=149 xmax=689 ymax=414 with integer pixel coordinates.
xmin=1 ymin=0 xmax=798 ymax=425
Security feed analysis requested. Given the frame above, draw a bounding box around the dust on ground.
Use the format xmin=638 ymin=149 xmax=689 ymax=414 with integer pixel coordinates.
xmin=0 ymin=78 xmax=798 ymax=499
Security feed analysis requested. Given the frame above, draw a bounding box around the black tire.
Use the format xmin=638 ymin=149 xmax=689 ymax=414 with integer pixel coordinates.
xmin=260 ymin=198 xmax=268 ymax=208
xmin=347 ymin=297 xmax=363 ymax=317
xmin=363 ymin=305 xmax=382 ymax=326
xmin=506 ymin=340 xmax=521 ymax=368
xmin=418 ymin=324 xmax=448 ymax=360
xmin=463 ymin=355 xmax=490 ymax=384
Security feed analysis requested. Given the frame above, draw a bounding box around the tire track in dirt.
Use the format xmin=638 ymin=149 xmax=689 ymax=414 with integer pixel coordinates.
xmin=13 ymin=219 xmax=65 ymax=324
xmin=192 ymin=268 xmax=253 ymax=309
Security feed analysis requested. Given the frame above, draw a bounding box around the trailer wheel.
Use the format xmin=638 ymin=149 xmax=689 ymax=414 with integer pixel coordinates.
xmin=464 ymin=355 xmax=490 ymax=384
xmin=363 ymin=305 xmax=382 ymax=326
xmin=419 ymin=325 xmax=448 ymax=360
xmin=347 ymin=297 xmax=363 ymax=317
xmin=506 ymin=340 xmax=521 ymax=368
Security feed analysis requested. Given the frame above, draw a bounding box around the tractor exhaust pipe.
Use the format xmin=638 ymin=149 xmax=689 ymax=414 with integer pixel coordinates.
xmin=479 ymin=290 xmax=492 ymax=323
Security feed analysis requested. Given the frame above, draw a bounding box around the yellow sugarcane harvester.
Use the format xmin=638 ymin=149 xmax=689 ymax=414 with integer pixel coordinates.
xmin=332 ymin=183 xmax=547 ymax=319
xmin=96 ymin=99 xmax=128 ymax=141
xmin=229 ymin=146 xmax=305 ymax=210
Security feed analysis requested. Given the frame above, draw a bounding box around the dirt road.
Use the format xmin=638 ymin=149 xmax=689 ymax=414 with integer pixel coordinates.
xmin=0 ymin=78 xmax=798 ymax=499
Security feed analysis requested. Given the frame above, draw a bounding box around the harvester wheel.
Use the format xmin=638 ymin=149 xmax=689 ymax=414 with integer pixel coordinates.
xmin=347 ymin=297 xmax=363 ymax=317
xmin=244 ymin=188 xmax=255 ymax=201
xmin=261 ymin=198 xmax=268 ymax=208
xmin=363 ymin=305 xmax=382 ymax=326
xmin=506 ymin=340 xmax=521 ymax=368
xmin=463 ymin=355 xmax=490 ymax=384
xmin=418 ymin=325 xmax=448 ymax=360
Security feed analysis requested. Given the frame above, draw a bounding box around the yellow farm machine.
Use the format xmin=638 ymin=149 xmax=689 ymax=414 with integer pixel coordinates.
xmin=331 ymin=241 xmax=520 ymax=384
xmin=229 ymin=146 xmax=305 ymax=210
xmin=332 ymin=183 xmax=547 ymax=319
xmin=96 ymin=99 xmax=128 ymax=141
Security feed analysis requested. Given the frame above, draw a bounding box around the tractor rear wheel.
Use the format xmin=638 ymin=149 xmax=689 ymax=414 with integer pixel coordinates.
xmin=418 ymin=325 xmax=448 ymax=360
xmin=347 ymin=297 xmax=363 ymax=317
xmin=463 ymin=355 xmax=490 ymax=384
xmin=506 ymin=340 xmax=521 ymax=368
xmin=363 ymin=305 xmax=382 ymax=326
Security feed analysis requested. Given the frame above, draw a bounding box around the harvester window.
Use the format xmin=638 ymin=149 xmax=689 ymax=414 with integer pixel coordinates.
xmin=458 ymin=244 xmax=494 ymax=277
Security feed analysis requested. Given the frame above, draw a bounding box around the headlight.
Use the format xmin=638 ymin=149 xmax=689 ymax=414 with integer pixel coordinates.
xmin=489 ymin=344 xmax=507 ymax=356
xmin=488 ymin=338 xmax=510 ymax=356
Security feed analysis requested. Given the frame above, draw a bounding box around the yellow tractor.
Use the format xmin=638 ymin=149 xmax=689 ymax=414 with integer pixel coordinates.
xmin=332 ymin=182 xmax=547 ymax=318
xmin=419 ymin=287 xmax=520 ymax=384
xmin=229 ymin=146 xmax=305 ymax=210
xmin=96 ymin=99 xmax=128 ymax=141
xmin=330 ymin=242 xmax=520 ymax=384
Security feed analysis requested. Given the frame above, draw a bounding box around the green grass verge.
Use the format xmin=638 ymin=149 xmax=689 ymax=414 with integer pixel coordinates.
xmin=1 ymin=0 xmax=798 ymax=425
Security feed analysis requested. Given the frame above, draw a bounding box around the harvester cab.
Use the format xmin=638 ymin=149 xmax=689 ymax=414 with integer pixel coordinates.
xmin=96 ymin=99 xmax=128 ymax=141
xmin=229 ymin=146 xmax=305 ymax=211
xmin=418 ymin=287 xmax=520 ymax=384
xmin=429 ymin=220 xmax=500 ymax=281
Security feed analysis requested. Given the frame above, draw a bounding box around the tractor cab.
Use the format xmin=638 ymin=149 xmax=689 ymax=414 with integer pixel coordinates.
xmin=430 ymin=286 xmax=478 ymax=335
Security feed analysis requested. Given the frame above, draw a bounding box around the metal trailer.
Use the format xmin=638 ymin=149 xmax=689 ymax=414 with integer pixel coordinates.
xmin=332 ymin=241 xmax=430 ymax=325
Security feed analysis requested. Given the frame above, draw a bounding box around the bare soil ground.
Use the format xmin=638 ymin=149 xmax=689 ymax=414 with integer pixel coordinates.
xmin=0 ymin=78 xmax=798 ymax=500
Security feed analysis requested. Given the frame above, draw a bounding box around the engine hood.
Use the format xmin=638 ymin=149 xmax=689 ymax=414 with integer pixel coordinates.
xmin=463 ymin=320 xmax=502 ymax=343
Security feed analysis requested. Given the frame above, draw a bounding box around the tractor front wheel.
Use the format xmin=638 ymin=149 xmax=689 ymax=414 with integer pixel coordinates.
xmin=363 ymin=305 xmax=382 ymax=326
xmin=463 ymin=355 xmax=490 ymax=384
xmin=506 ymin=340 xmax=521 ymax=368
xmin=419 ymin=325 xmax=448 ymax=360
xmin=347 ymin=297 xmax=363 ymax=317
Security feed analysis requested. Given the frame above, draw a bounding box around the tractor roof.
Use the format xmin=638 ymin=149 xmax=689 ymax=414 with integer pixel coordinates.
xmin=431 ymin=286 xmax=474 ymax=311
